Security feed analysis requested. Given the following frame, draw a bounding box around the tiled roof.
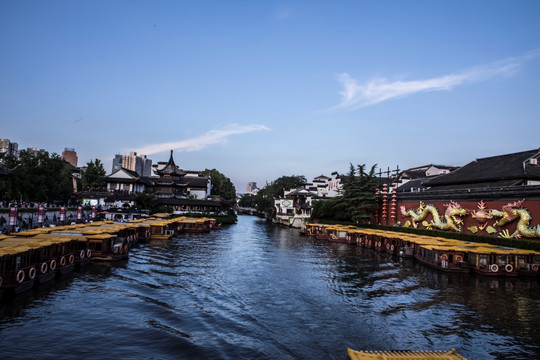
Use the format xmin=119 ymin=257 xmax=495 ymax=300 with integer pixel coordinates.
xmin=425 ymin=148 xmax=540 ymax=187
xmin=176 ymin=177 xmax=209 ymax=188
xmin=158 ymin=198 xmax=222 ymax=206
xmin=106 ymin=167 xmax=139 ymax=179
xmin=397 ymin=178 xmax=428 ymax=192
xmin=155 ymin=150 xmax=186 ymax=176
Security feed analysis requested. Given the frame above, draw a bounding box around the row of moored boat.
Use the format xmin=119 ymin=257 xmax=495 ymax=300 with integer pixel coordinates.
xmin=303 ymin=224 xmax=540 ymax=278
xmin=0 ymin=215 xmax=221 ymax=297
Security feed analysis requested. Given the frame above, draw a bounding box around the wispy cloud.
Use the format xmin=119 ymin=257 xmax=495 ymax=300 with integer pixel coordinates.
xmin=134 ymin=124 xmax=270 ymax=156
xmin=334 ymin=49 xmax=540 ymax=110
xmin=275 ymin=7 xmax=292 ymax=20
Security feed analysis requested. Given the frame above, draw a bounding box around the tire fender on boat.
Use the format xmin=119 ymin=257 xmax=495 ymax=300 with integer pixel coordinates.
xmin=87 ymin=249 xmax=92 ymax=258
xmin=50 ymin=259 xmax=57 ymax=271
xmin=16 ymin=270 xmax=25 ymax=283
xmin=532 ymin=264 xmax=539 ymax=272
xmin=28 ymin=267 xmax=36 ymax=280
xmin=40 ymin=262 xmax=48 ymax=274
xmin=80 ymin=250 xmax=85 ymax=259
xmin=505 ymin=264 xmax=514 ymax=272
xmin=490 ymin=264 xmax=499 ymax=273
xmin=60 ymin=256 xmax=66 ymax=266
xmin=391 ymin=245 xmax=394 ymax=251
xmin=69 ymin=254 xmax=75 ymax=264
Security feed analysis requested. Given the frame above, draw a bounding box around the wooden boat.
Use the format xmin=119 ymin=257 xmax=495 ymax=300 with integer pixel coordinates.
xmin=328 ymin=226 xmax=349 ymax=243
xmin=467 ymin=246 xmax=519 ymax=277
xmin=303 ymin=223 xmax=319 ymax=236
xmin=347 ymin=348 xmax=467 ymax=359
xmin=0 ymin=245 xmax=36 ymax=295
xmin=0 ymin=237 xmax=59 ymax=287
xmin=414 ymin=244 xmax=470 ymax=273
xmin=149 ymin=222 xmax=173 ymax=240
xmin=85 ymin=233 xmax=129 ymax=261
xmin=182 ymin=218 xmax=211 ymax=233
xmin=511 ymin=250 xmax=540 ymax=277
xmin=315 ymin=224 xmax=331 ymax=241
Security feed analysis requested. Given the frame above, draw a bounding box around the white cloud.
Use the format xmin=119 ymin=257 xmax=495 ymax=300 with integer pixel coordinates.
xmin=335 ymin=49 xmax=540 ymax=109
xmin=134 ymin=124 xmax=270 ymax=155
xmin=275 ymin=7 xmax=292 ymax=20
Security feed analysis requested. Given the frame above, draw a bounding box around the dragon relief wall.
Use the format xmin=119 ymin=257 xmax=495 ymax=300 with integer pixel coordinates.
xmin=396 ymin=199 xmax=540 ymax=240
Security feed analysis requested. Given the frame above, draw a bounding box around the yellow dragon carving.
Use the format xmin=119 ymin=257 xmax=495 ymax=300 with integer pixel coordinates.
xmin=491 ymin=199 xmax=540 ymax=238
xmin=400 ymin=201 xmax=466 ymax=232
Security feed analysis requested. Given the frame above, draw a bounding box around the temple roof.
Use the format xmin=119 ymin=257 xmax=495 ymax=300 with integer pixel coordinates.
xmin=155 ymin=150 xmax=186 ymax=176
xmin=424 ymin=148 xmax=540 ymax=187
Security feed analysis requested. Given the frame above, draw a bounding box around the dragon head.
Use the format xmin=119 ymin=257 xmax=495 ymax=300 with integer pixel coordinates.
xmin=444 ymin=201 xmax=467 ymax=227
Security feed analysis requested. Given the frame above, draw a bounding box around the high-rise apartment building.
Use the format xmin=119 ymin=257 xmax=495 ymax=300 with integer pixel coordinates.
xmin=112 ymin=152 xmax=152 ymax=177
xmin=61 ymin=148 xmax=78 ymax=167
xmin=245 ymin=182 xmax=258 ymax=194
xmin=0 ymin=138 xmax=19 ymax=159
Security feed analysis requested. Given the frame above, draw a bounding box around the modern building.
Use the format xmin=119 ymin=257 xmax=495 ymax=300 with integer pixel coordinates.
xmin=25 ymin=147 xmax=48 ymax=156
xmin=0 ymin=138 xmax=19 ymax=160
xmin=61 ymin=148 xmax=78 ymax=167
xmin=112 ymin=152 xmax=153 ymax=177
xmin=245 ymin=182 xmax=259 ymax=194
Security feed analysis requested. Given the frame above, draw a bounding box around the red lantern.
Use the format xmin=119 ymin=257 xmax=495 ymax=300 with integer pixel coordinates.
xmin=37 ymin=204 xmax=46 ymax=223
xmin=59 ymin=206 xmax=66 ymax=222
xmin=9 ymin=207 xmax=17 ymax=226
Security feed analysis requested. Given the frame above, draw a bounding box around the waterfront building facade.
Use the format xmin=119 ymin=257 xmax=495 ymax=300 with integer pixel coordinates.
xmin=389 ymin=148 xmax=540 ymax=240
xmin=95 ymin=150 xmax=220 ymax=212
xmin=274 ymin=187 xmax=318 ymax=228
xmin=274 ymin=173 xmax=342 ymax=228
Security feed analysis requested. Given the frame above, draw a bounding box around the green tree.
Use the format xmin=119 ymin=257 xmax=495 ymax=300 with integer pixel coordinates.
xmin=0 ymin=151 xmax=73 ymax=202
xmin=0 ymin=154 xmax=19 ymax=201
xmin=311 ymin=164 xmax=378 ymax=224
xmin=238 ymin=193 xmax=257 ymax=208
xmin=135 ymin=193 xmax=160 ymax=212
xmin=81 ymin=159 xmax=106 ymax=189
xmin=252 ymin=175 xmax=307 ymax=217
xmin=202 ymin=169 xmax=236 ymax=200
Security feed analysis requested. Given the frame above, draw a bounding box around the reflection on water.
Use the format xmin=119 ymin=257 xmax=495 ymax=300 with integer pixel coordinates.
xmin=1 ymin=215 xmax=539 ymax=360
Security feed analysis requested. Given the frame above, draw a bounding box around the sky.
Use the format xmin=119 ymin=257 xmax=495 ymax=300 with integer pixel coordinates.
xmin=1 ymin=1 xmax=540 ymax=193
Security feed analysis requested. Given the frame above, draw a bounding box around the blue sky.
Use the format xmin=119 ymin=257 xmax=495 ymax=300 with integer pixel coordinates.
xmin=1 ymin=1 xmax=539 ymax=192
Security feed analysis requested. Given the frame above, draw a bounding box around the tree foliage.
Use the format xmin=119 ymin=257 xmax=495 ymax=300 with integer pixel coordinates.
xmin=0 ymin=151 xmax=73 ymax=203
xmin=135 ymin=193 xmax=159 ymax=212
xmin=246 ymin=175 xmax=307 ymax=217
xmin=81 ymin=159 xmax=106 ymax=189
xmin=202 ymin=169 xmax=236 ymax=200
xmin=311 ymin=164 xmax=378 ymax=224
xmin=238 ymin=193 xmax=257 ymax=208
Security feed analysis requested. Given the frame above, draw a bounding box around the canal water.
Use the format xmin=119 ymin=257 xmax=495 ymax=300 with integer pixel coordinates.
xmin=1 ymin=215 xmax=539 ymax=359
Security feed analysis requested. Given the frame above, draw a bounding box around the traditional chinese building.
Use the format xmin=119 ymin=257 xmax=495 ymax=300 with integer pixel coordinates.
xmin=393 ymin=148 xmax=540 ymax=240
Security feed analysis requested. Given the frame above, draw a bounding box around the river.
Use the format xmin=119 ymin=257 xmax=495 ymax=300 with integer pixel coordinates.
xmin=1 ymin=215 xmax=539 ymax=359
